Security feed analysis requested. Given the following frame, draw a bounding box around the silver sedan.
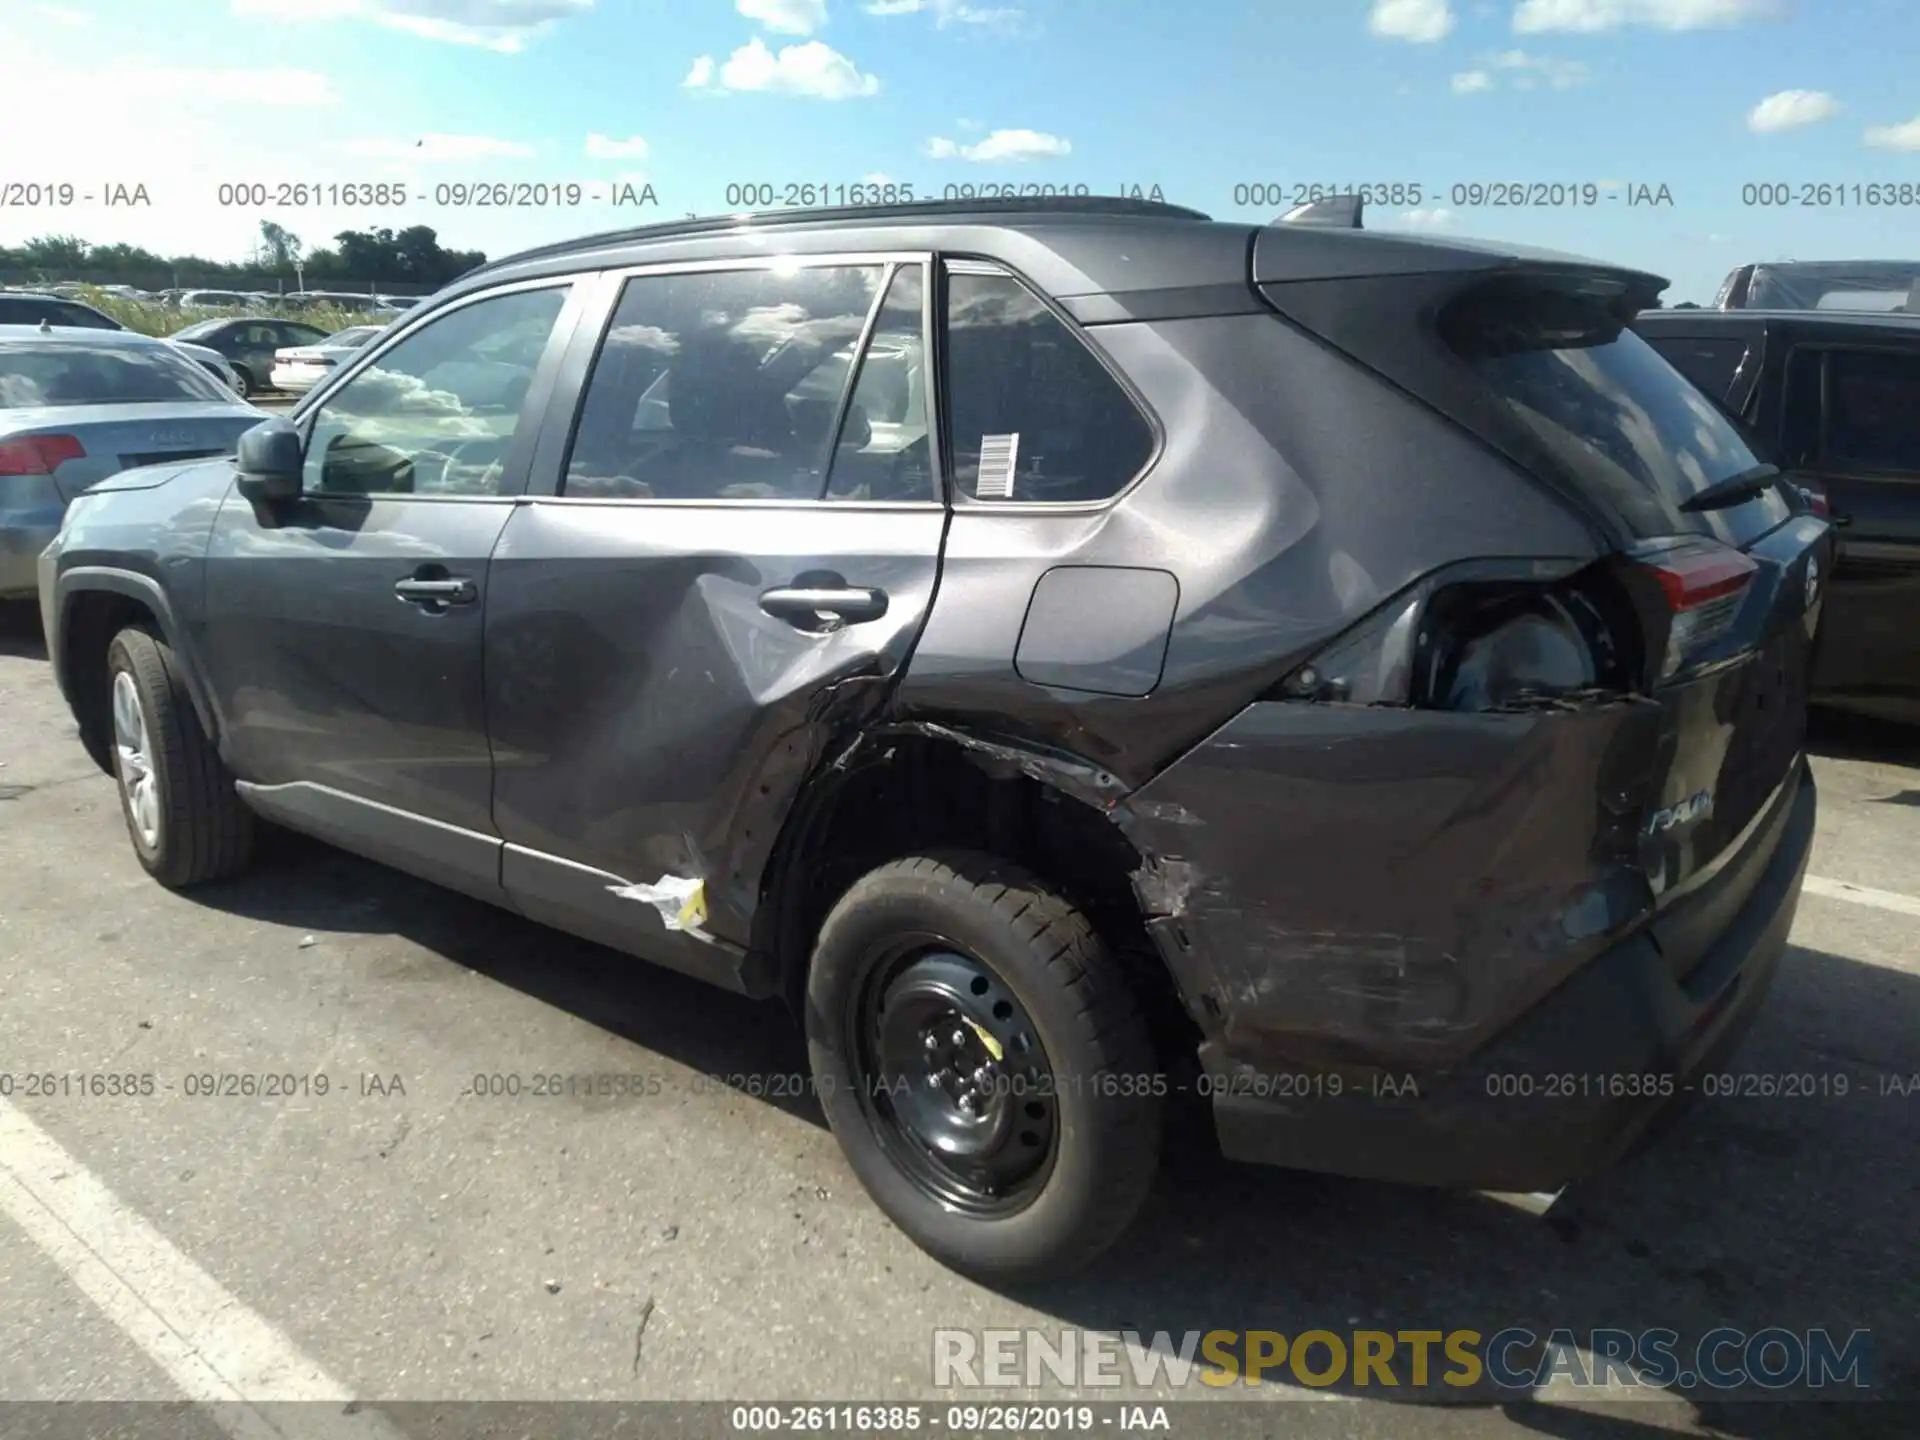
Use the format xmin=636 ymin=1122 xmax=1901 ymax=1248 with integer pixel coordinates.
xmin=0 ymin=327 xmax=267 ymax=598
xmin=269 ymin=324 xmax=386 ymax=395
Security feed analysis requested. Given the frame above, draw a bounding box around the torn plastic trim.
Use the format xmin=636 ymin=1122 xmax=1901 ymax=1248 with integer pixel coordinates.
xmin=862 ymin=720 xmax=1132 ymax=812
xmin=606 ymin=873 xmax=715 ymax=942
xmin=1273 ymin=554 xmax=1644 ymax=711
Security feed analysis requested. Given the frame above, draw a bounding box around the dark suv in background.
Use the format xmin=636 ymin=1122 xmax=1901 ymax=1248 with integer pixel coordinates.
xmin=1637 ymin=307 xmax=1920 ymax=724
xmin=38 ymin=197 xmax=1827 ymax=1282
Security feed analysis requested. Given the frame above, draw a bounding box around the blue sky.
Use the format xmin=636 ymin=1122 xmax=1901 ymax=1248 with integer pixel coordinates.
xmin=2 ymin=0 xmax=1917 ymax=301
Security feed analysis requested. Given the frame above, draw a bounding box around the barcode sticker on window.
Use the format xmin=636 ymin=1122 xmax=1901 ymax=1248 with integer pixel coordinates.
xmin=976 ymin=432 xmax=1020 ymax=499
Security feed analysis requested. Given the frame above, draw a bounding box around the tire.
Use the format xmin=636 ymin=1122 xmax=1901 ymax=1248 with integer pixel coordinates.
xmin=233 ymin=365 xmax=255 ymax=398
xmin=806 ymin=850 xmax=1163 ymax=1284
xmin=105 ymin=626 xmax=255 ymax=887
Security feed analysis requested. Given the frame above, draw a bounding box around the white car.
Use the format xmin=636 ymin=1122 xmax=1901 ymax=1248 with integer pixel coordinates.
xmin=269 ymin=324 xmax=385 ymax=394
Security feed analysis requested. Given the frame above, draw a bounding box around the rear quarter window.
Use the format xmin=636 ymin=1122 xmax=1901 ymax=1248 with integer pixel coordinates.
xmin=943 ymin=268 xmax=1155 ymax=505
xmin=1642 ymin=335 xmax=1749 ymax=401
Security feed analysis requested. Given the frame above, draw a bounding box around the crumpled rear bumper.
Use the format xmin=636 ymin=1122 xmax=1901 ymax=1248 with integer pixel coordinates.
xmin=1117 ymin=700 xmax=1815 ymax=1191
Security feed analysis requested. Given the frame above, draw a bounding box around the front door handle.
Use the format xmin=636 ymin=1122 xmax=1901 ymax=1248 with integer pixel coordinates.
xmin=394 ymin=576 xmax=477 ymax=607
xmin=759 ymin=585 xmax=889 ymax=625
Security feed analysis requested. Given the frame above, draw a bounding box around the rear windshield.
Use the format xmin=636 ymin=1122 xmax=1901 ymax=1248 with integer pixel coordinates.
xmin=0 ymin=342 xmax=234 ymax=408
xmin=1443 ymin=278 xmax=1789 ymax=545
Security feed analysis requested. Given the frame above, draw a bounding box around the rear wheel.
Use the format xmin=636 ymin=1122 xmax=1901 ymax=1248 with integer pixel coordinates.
xmin=106 ymin=627 xmax=255 ymax=887
xmin=805 ymin=851 xmax=1162 ymax=1284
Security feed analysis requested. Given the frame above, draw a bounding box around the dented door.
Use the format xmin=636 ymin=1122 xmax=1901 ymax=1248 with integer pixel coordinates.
xmin=482 ymin=257 xmax=944 ymax=990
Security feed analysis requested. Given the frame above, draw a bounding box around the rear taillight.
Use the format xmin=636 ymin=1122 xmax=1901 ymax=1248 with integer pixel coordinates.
xmin=0 ymin=434 xmax=86 ymax=475
xmin=1795 ymin=484 xmax=1830 ymax=518
xmin=1628 ymin=538 xmax=1758 ymax=679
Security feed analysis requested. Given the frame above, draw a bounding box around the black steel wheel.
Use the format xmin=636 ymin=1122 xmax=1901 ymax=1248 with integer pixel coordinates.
xmin=806 ymin=851 xmax=1162 ymax=1284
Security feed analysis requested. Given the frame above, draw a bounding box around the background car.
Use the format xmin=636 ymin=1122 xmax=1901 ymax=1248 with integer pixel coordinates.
xmin=175 ymin=289 xmax=252 ymax=311
xmin=1638 ymin=306 xmax=1920 ymax=724
xmin=1713 ymin=260 xmax=1920 ymax=313
xmin=269 ymin=324 xmax=386 ymax=395
xmin=169 ymin=316 xmax=330 ymax=396
xmin=0 ymin=326 xmax=265 ymax=598
xmin=0 ymin=292 xmax=247 ymax=393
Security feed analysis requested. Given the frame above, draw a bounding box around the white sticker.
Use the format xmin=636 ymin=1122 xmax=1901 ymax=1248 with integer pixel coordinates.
xmin=975 ymin=432 xmax=1020 ymax=500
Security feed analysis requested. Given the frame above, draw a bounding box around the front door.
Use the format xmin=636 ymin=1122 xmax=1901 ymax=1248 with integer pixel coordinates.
xmin=482 ymin=257 xmax=945 ymax=988
xmin=197 ymin=279 xmax=584 ymax=898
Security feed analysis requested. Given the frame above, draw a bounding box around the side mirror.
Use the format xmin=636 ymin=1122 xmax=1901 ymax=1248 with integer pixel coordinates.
xmin=234 ymin=418 xmax=304 ymax=504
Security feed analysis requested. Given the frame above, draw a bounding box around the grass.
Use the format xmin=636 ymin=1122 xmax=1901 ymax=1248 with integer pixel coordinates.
xmin=71 ymin=287 xmax=379 ymax=338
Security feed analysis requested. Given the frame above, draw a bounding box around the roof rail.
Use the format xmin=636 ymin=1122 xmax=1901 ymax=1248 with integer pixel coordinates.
xmin=462 ymin=194 xmax=1214 ymax=281
xmin=1275 ymin=195 xmax=1364 ymax=230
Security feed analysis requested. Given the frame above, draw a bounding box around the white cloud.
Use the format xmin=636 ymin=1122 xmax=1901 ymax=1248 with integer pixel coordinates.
xmin=1864 ymin=115 xmax=1920 ymax=150
xmin=861 ymin=172 xmax=893 ymax=183
xmin=862 ymin=0 xmax=1020 ymax=25
xmin=334 ymin=132 xmax=535 ymax=160
xmin=683 ymin=37 xmax=881 ymax=98
xmin=1747 ymin=90 xmax=1839 ymax=132
xmin=585 ymin=132 xmax=648 ymax=158
xmin=737 ymin=0 xmax=826 ymax=34
xmin=33 ymin=4 xmax=91 ymax=23
xmin=1512 ymin=0 xmax=1774 ymax=32
xmin=1453 ymin=49 xmax=1586 ymax=92
xmin=1369 ymin=0 xmax=1454 ymax=42
xmin=922 ymin=127 xmax=1070 ymax=161
xmin=1398 ymin=208 xmax=1459 ymax=230
xmin=230 ymin=0 xmax=591 ymax=52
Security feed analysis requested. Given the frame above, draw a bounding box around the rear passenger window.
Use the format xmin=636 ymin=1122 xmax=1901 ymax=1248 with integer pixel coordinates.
xmin=943 ymin=269 xmax=1154 ymax=504
xmin=562 ymin=264 xmax=889 ymax=501
xmin=825 ymin=266 xmax=933 ymax=503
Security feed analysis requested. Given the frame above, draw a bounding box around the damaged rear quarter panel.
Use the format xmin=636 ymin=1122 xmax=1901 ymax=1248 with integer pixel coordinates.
xmin=1119 ymin=696 xmax=1667 ymax=1073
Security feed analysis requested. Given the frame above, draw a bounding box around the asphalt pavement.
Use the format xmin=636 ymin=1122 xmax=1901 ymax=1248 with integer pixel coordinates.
xmin=0 ymin=600 xmax=1914 ymax=1438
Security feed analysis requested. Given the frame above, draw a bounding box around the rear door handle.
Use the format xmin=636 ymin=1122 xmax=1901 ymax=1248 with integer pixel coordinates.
xmin=759 ymin=585 xmax=889 ymax=625
xmin=394 ymin=576 xmax=478 ymax=606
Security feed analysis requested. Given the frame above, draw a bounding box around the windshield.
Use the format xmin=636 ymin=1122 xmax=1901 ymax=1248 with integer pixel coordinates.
xmin=1445 ymin=278 xmax=1789 ymax=545
xmin=0 ymin=341 xmax=236 ymax=407
xmin=170 ymin=320 xmax=223 ymax=341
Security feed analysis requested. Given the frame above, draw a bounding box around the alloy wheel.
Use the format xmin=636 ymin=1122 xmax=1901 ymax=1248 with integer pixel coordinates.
xmin=112 ymin=669 xmax=161 ymax=848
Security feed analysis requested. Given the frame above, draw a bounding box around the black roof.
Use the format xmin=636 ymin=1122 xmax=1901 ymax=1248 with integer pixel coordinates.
xmin=1637 ymin=308 xmax=1920 ymax=335
xmin=462 ymin=195 xmax=1213 ymax=281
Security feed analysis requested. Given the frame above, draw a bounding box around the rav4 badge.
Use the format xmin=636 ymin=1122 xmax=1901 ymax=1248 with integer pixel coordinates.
xmin=1646 ymin=789 xmax=1715 ymax=835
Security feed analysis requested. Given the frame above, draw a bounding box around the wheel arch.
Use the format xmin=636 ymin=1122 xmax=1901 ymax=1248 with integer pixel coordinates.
xmin=56 ymin=568 xmax=222 ymax=772
xmin=750 ymin=721 xmax=1205 ymax=1067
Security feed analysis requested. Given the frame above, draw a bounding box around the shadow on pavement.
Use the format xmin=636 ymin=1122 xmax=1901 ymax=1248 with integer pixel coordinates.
xmin=179 ymin=829 xmax=1916 ymax=1427
xmin=1807 ymin=708 xmax=1920 ymax=767
xmin=0 ymin=600 xmax=48 ymax=660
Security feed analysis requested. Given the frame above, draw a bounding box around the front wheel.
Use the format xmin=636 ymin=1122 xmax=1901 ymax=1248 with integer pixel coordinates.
xmin=106 ymin=627 xmax=255 ymax=887
xmin=805 ymin=851 xmax=1163 ymax=1284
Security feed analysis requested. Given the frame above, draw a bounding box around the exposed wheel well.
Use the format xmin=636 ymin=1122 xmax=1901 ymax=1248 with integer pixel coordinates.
xmin=757 ymin=731 xmax=1202 ymax=1074
xmin=61 ymin=590 xmax=156 ymax=773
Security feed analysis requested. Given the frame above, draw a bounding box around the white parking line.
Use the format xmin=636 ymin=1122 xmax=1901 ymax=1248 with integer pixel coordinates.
xmin=0 ymin=1098 xmax=402 ymax=1437
xmin=1802 ymin=874 xmax=1920 ymax=919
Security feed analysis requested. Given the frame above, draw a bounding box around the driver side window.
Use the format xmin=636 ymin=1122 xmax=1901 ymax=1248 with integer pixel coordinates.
xmin=303 ymin=285 xmax=568 ymax=498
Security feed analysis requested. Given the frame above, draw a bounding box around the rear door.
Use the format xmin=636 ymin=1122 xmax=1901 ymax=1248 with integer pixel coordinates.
xmin=484 ymin=255 xmax=944 ymax=990
xmin=1776 ymin=341 xmax=1920 ymax=716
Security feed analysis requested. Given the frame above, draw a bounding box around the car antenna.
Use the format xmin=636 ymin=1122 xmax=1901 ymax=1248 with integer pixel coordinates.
xmin=1275 ymin=194 xmax=1365 ymax=229
xmin=39 ymin=318 xmax=53 ymax=332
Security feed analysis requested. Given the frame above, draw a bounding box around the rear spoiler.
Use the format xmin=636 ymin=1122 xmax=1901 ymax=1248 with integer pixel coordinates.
xmin=1275 ymin=195 xmax=1364 ymax=230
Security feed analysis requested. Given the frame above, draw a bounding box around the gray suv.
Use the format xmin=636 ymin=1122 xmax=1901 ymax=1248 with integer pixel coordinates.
xmin=37 ymin=197 xmax=1829 ymax=1283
